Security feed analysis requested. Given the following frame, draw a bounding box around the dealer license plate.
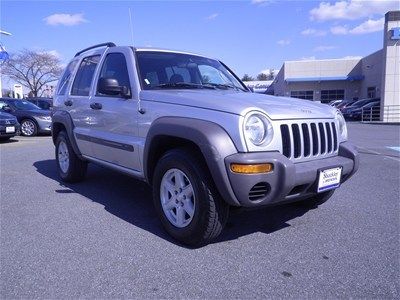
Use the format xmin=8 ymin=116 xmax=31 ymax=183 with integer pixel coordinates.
xmin=317 ymin=167 xmax=342 ymax=193
xmin=5 ymin=126 xmax=15 ymax=133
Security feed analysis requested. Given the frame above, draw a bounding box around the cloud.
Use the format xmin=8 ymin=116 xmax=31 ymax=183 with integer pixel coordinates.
xmin=301 ymin=28 xmax=327 ymax=37
xmin=349 ymin=17 xmax=384 ymax=34
xmin=45 ymin=50 xmax=61 ymax=58
xmin=277 ymin=39 xmax=290 ymax=46
xmin=330 ymin=17 xmax=384 ymax=35
xmin=313 ymin=45 xmax=336 ymax=52
xmin=205 ymin=13 xmax=219 ymax=20
xmin=44 ymin=13 xmax=88 ymax=26
xmin=300 ymin=56 xmax=316 ymax=60
xmin=310 ymin=0 xmax=398 ymax=21
xmin=330 ymin=25 xmax=349 ymax=35
xmin=252 ymin=0 xmax=275 ymax=5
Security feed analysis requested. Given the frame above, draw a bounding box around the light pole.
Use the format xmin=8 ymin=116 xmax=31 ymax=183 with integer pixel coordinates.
xmin=0 ymin=30 xmax=12 ymax=98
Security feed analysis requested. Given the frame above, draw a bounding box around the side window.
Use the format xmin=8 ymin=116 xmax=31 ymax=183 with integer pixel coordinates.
xmin=57 ymin=60 xmax=78 ymax=95
xmin=71 ymin=55 xmax=100 ymax=96
xmin=97 ymin=53 xmax=131 ymax=97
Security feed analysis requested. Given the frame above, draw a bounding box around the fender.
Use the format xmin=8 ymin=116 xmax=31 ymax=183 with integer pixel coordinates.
xmin=144 ymin=117 xmax=241 ymax=206
xmin=51 ymin=110 xmax=83 ymax=159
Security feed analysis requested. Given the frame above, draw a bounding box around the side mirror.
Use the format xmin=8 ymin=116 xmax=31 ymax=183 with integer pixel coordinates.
xmin=98 ymin=77 xmax=130 ymax=98
xmin=2 ymin=106 xmax=12 ymax=112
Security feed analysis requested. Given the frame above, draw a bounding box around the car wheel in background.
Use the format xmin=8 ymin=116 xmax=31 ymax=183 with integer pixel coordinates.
xmin=20 ymin=119 xmax=37 ymax=136
xmin=55 ymin=131 xmax=87 ymax=182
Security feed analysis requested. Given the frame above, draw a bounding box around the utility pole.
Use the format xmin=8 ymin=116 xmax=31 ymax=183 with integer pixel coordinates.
xmin=0 ymin=30 xmax=12 ymax=98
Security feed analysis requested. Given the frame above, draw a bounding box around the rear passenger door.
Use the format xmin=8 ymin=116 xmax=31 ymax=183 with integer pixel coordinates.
xmin=67 ymin=55 xmax=101 ymax=156
xmin=88 ymin=48 xmax=141 ymax=171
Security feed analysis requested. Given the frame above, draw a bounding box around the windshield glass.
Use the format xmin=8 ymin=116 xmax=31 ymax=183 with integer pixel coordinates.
xmin=136 ymin=51 xmax=247 ymax=91
xmin=9 ymin=100 xmax=40 ymax=111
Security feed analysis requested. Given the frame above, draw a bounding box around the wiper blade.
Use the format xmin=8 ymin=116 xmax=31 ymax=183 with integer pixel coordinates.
xmin=154 ymin=82 xmax=215 ymax=90
xmin=205 ymin=83 xmax=245 ymax=91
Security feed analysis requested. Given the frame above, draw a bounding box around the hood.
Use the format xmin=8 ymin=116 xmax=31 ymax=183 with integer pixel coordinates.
xmin=140 ymin=90 xmax=335 ymax=120
xmin=0 ymin=111 xmax=16 ymax=120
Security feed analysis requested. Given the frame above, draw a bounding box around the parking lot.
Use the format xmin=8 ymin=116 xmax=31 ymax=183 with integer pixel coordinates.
xmin=1 ymin=123 xmax=399 ymax=298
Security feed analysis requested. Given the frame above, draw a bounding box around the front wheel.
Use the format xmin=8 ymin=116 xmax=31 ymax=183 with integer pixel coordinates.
xmin=20 ymin=119 xmax=37 ymax=136
xmin=55 ymin=131 xmax=87 ymax=182
xmin=152 ymin=148 xmax=229 ymax=246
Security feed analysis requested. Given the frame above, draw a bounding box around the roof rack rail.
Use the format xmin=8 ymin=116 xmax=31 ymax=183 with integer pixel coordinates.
xmin=74 ymin=42 xmax=116 ymax=57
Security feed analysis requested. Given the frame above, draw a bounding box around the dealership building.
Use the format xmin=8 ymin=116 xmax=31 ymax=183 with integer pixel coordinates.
xmin=269 ymin=11 xmax=399 ymax=122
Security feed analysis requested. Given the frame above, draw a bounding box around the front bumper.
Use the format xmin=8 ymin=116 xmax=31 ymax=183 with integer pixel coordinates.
xmin=36 ymin=118 xmax=52 ymax=134
xmin=224 ymin=142 xmax=359 ymax=207
xmin=0 ymin=123 xmax=20 ymax=137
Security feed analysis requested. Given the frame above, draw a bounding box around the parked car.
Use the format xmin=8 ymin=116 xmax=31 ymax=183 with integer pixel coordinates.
xmin=346 ymin=101 xmax=381 ymax=121
xmin=26 ymin=97 xmax=53 ymax=110
xmin=0 ymin=98 xmax=52 ymax=136
xmin=0 ymin=110 xmax=20 ymax=141
xmin=342 ymin=98 xmax=380 ymax=117
xmin=329 ymin=100 xmax=342 ymax=107
xmin=336 ymin=100 xmax=357 ymax=111
xmin=52 ymin=43 xmax=359 ymax=246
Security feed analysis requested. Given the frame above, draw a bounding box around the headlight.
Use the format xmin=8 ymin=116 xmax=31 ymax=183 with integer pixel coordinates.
xmin=244 ymin=112 xmax=273 ymax=146
xmin=335 ymin=111 xmax=348 ymax=141
xmin=38 ymin=116 xmax=51 ymax=121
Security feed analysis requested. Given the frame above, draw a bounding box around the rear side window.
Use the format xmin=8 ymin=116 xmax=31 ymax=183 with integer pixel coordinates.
xmin=71 ymin=55 xmax=100 ymax=96
xmin=97 ymin=53 xmax=131 ymax=96
xmin=57 ymin=60 xmax=78 ymax=95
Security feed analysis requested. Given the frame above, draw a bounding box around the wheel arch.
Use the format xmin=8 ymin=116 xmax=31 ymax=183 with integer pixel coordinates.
xmin=144 ymin=117 xmax=240 ymax=206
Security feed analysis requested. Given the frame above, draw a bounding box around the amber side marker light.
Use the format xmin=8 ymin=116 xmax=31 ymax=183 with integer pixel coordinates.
xmin=230 ymin=163 xmax=273 ymax=174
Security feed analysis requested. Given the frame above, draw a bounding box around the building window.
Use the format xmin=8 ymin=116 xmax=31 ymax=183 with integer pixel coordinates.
xmin=367 ymin=87 xmax=376 ymax=98
xmin=290 ymin=90 xmax=313 ymax=100
xmin=320 ymin=90 xmax=345 ymax=103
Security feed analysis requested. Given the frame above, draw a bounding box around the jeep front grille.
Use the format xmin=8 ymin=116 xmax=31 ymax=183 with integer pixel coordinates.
xmin=280 ymin=121 xmax=338 ymax=161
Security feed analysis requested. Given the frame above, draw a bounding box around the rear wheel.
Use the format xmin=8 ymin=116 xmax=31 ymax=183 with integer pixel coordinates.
xmin=55 ymin=131 xmax=87 ymax=182
xmin=153 ymin=148 xmax=229 ymax=246
xmin=21 ymin=119 xmax=37 ymax=136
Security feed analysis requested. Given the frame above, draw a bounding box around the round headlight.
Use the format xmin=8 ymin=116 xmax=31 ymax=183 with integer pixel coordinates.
xmin=244 ymin=113 xmax=273 ymax=146
xmin=335 ymin=111 xmax=348 ymax=141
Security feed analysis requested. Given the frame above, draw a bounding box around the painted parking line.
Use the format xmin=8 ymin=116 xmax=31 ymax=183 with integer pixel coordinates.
xmin=387 ymin=146 xmax=400 ymax=152
xmin=358 ymin=146 xmax=400 ymax=162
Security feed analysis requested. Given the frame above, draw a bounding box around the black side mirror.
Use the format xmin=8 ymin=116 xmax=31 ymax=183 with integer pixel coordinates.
xmin=98 ymin=77 xmax=130 ymax=98
xmin=2 ymin=106 xmax=12 ymax=112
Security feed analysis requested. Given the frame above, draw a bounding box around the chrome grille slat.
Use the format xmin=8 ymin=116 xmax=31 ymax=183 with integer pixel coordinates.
xmin=280 ymin=119 xmax=339 ymax=162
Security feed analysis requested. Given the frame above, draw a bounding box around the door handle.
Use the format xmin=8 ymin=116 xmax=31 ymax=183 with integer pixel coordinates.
xmin=90 ymin=102 xmax=102 ymax=110
xmin=64 ymin=100 xmax=73 ymax=106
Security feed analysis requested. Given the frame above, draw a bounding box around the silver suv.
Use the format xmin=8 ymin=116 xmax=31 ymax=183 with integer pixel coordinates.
xmin=52 ymin=43 xmax=359 ymax=246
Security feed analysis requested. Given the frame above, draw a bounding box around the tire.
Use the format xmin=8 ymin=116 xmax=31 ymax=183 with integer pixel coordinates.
xmin=20 ymin=119 xmax=38 ymax=136
xmin=152 ymin=148 xmax=229 ymax=246
xmin=55 ymin=131 xmax=87 ymax=182
xmin=296 ymin=190 xmax=335 ymax=208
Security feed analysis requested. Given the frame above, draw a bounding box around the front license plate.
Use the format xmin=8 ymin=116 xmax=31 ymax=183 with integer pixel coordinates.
xmin=5 ymin=126 xmax=15 ymax=133
xmin=317 ymin=167 xmax=342 ymax=193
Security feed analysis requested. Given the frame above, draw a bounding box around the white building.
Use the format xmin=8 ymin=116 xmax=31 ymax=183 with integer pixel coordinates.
xmin=269 ymin=11 xmax=399 ymax=122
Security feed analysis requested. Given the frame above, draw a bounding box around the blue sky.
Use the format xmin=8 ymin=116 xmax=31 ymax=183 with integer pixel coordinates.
xmin=1 ymin=0 xmax=398 ymax=79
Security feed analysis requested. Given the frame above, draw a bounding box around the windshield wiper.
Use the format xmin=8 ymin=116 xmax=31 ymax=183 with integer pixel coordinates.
xmin=154 ymin=82 xmax=216 ymax=90
xmin=204 ymin=83 xmax=245 ymax=91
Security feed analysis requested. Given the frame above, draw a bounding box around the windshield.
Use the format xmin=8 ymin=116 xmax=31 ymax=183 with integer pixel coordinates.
xmin=8 ymin=100 xmax=40 ymax=111
xmin=136 ymin=51 xmax=247 ymax=91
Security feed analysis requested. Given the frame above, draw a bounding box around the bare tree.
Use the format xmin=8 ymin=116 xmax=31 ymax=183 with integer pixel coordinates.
xmin=241 ymin=74 xmax=254 ymax=81
xmin=3 ymin=49 xmax=63 ymax=97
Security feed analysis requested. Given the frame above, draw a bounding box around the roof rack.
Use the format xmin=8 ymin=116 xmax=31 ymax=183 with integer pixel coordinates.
xmin=74 ymin=42 xmax=116 ymax=57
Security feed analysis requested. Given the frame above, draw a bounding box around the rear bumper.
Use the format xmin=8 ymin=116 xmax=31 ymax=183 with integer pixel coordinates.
xmin=224 ymin=142 xmax=359 ymax=207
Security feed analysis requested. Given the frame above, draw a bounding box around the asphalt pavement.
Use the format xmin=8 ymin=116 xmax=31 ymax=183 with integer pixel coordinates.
xmin=1 ymin=123 xmax=399 ymax=298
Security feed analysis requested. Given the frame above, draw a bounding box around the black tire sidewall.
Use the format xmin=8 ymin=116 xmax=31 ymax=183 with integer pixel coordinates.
xmin=153 ymin=150 xmax=220 ymax=244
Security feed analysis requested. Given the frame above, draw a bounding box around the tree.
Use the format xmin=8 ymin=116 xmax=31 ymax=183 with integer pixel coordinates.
xmin=3 ymin=49 xmax=63 ymax=97
xmin=241 ymin=74 xmax=254 ymax=81
xmin=256 ymin=73 xmax=269 ymax=81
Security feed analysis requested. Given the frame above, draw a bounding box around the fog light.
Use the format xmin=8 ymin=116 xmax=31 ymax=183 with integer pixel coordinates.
xmin=230 ymin=163 xmax=273 ymax=174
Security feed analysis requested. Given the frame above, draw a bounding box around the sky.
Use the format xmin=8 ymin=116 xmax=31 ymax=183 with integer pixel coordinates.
xmin=0 ymin=0 xmax=399 ymax=83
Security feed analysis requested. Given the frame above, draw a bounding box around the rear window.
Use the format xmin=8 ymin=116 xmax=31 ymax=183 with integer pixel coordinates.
xmin=71 ymin=55 xmax=100 ymax=96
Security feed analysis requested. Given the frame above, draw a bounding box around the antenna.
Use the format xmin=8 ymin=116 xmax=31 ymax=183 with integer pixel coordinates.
xmin=128 ymin=8 xmax=134 ymax=46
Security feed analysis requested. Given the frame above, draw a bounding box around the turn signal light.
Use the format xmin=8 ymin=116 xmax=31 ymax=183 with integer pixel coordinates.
xmin=230 ymin=163 xmax=273 ymax=174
